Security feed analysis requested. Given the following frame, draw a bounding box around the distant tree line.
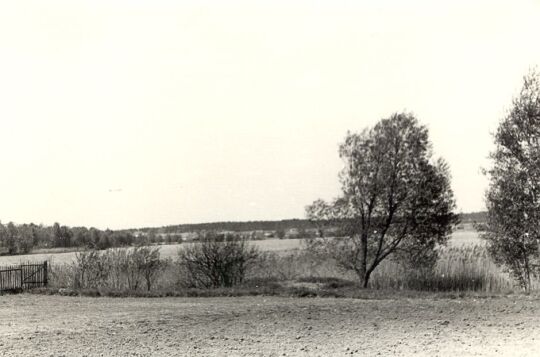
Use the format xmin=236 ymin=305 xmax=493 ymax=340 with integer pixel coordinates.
xmin=0 ymin=222 xmax=140 ymax=255
xmin=122 ymin=214 xmax=483 ymax=238
xmin=460 ymin=211 xmax=487 ymax=224
xmin=0 ymin=220 xmax=322 ymax=256
xmin=128 ymin=219 xmax=318 ymax=235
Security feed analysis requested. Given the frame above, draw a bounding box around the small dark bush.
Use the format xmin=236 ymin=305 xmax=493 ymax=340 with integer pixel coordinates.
xmin=177 ymin=236 xmax=259 ymax=288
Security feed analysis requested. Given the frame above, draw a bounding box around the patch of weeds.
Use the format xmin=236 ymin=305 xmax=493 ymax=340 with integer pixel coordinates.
xmin=0 ymin=288 xmax=23 ymax=295
xmin=242 ymin=277 xmax=282 ymax=289
xmin=288 ymin=286 xmax=317 ymax=298
xmin=297 ymin=276 xmax=356 ymax=289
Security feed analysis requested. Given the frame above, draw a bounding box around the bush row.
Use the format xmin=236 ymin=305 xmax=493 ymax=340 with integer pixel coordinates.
xmin=46 ymin=237 xmax=524 ymax=295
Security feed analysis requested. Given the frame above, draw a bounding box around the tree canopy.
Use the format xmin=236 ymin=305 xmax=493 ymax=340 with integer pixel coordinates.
xmin=484 ymin=70 xmax=540 ymax=291
xmin=306 ymin=113 xmax=458 ymax=287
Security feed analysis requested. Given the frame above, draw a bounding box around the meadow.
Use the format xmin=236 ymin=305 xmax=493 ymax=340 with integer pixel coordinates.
xmin=1 ymin=229 xmax=528 ymax=294
xmin=0 ymin=238 xmax=303 ymax=265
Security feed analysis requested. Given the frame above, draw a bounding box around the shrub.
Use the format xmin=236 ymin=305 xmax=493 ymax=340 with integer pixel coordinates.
xmin=249 ymin=249 xmax=347 ymax=282
xmin=133 ymin=246 xmax=164 ymax=291
xmin=72 ymin=250 xmax=111 ymax=289
xmin=67 ymin=246 xmax=164 ymax=291
xmin=177 ymin=236 xmax=259 ymax=288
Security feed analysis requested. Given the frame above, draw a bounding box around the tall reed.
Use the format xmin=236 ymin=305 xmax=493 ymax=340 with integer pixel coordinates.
xmin=48 ymin=244 xmax=529 ymax=293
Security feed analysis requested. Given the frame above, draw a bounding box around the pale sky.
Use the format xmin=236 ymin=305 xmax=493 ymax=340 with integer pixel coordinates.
xmin=0 ymin=0 xmax=539 ymax=229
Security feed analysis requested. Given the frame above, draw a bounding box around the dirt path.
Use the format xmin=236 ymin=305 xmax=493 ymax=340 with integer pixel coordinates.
xmin=0 ymin=294 xmax=538 ymax=356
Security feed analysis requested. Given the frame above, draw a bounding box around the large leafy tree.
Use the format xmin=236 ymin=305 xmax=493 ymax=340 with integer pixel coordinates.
xmin=484 ymin=70 xmax=540 ymax=291
xmin=306 ymin=113 xmax=458 ymax=288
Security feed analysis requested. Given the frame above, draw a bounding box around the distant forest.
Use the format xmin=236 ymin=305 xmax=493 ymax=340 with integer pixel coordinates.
xmin=127 ymin=219 xmax=318 ymax=234
xmin=125 ymin=211 xmax=488 ymax=235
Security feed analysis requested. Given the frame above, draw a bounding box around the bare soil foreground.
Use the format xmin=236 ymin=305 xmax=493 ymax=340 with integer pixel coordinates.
xmin=1 ymin=294 xmax=539 ymax=356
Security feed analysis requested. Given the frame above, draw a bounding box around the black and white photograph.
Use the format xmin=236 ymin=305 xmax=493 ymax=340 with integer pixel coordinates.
xmin=1 ymin=0 xmax=540 ymax=356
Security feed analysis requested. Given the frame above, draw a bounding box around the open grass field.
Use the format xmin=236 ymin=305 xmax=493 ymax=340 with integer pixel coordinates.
xmin=0 ymin=238 xmax=304 ymax=265
xmin=1 ymin=293 xmax=539 ymax=356
xmin=0 ymin=231 xmax=484 ymax=265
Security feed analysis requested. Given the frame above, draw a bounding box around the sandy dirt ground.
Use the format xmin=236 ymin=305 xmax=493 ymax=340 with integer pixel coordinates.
xmin=0 ymin=294 xmax=538 ymax=356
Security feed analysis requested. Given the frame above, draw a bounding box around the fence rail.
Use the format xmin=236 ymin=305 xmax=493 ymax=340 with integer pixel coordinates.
xmin=0 ymin=261 xmax=48 ymax=292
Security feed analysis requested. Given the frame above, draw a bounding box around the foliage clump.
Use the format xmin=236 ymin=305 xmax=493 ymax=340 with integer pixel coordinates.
xmin=484 ymin=70 xmax=540 ymax=291
xmin=71 ymin=246 xmax=165 ymax=291
xmin=177 ymin=235 xmax=259 ymax=288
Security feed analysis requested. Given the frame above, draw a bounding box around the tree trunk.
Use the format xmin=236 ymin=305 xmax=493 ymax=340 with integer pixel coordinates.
xmin=359 ymin=232 xmax=368 ymax=288
xmin=361 ymin=271 xmax=372 ymax=288
xmin=524 ymin=257 xmax=532 ymax=292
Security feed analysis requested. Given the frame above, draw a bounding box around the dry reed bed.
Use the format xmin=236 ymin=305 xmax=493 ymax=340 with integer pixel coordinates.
xmin=43 ymin=243 xmax=529 ymax=294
